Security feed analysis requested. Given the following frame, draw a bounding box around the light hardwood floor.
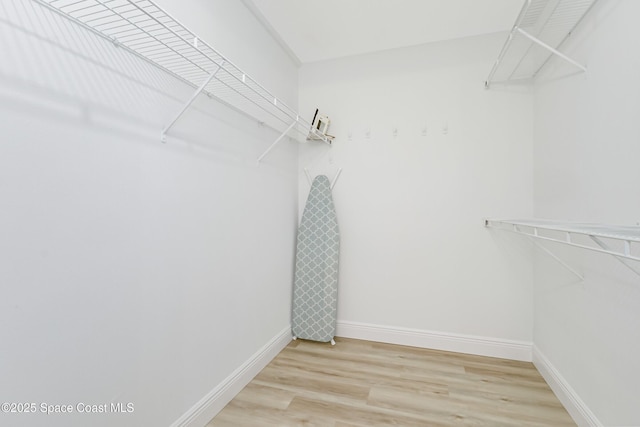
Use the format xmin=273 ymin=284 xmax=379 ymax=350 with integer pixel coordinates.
xmin=207 ymin=338 xmax=575 ymax=426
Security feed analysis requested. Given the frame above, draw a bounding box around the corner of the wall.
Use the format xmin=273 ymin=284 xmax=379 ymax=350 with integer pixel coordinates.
xmin=239 ymin=0 xmax=302 ymax=67
xmin=532 ymin=345 xmax=603 ymax=427
xmin=170 ymin=326 xmax=292 ymax=427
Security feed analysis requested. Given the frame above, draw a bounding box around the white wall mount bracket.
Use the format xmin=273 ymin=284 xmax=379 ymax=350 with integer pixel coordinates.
xmin=485 ymin=219 xmax=640 ymax=279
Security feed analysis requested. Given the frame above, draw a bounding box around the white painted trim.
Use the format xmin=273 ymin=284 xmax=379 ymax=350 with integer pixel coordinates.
xmin=170 ymin=326 xmax=292 ymax=427
xmin=336 ymin=321 xmax=532 ymax=362
xmin=532 ymin=345 xmax=603 ymax=427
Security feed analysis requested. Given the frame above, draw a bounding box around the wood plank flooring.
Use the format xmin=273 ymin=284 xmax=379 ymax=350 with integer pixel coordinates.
xmin=207 ymin=337 xmax=574 ymax=426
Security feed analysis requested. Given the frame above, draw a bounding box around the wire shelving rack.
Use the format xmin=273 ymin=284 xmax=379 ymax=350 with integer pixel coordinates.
xmin=485 ymin=0 xmax=599 ymax=88
xmin=485 ymin=219 xmax=640 ymax=279
xmin=34 ymin=0 xmax=331 ymax=160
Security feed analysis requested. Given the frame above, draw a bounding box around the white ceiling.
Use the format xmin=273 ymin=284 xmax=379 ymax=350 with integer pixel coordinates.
xmin=244 ymin=0 xmax=525 ymax=64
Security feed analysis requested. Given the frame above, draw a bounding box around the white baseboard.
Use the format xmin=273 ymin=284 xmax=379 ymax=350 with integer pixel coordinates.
xmin=532 ymin=345 xmax=602 ymax=427
xmin=170 ymin=326 xmax=292 ymax=427
xmin=336 ymin=321 xmax=532 ymax=362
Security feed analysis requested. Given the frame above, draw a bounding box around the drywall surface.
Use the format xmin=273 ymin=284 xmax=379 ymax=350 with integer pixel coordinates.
xmin=0 ymin=1 xmax=297 ymax=426
xmin=533 ymin=1 xmax=640 ymax=425
xmin=298 ymin=33 xmax=534 ymax=349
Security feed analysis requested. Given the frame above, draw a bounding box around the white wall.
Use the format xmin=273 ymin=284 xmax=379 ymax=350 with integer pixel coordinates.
xmin=0 ymin=1 xmax=297 ymax=426
xmin=533 ymin=1 xmax=640 ymax=425
xmin=298 ymin=33 xmax=535 ymax=357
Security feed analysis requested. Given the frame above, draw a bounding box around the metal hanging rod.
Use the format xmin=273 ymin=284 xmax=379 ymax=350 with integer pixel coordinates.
xmin=35 ymin=0 xmax=332 ymax=150
xmin=485 ymin=0 xmax=599 ymax=88
xmin=485 ymin=219 xmax=640 ymax=278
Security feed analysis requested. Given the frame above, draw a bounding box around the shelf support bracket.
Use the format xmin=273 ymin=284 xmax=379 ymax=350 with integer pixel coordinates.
xmin=589 ymin=236 xmax=640 ymax=277
xmin=512 ymin=225 xmax=584 ymax=281
xmin=257 ymin=119 xmax=297 ymax=164
xmin=515 ymin=28 xmax=587 ymax=73
xmin=161 ymin=62 xmax=224 ymax=143
xmin=527 ymin=237 xmax=584 ymax=281
xmin=486 ymin=221 xmax=584 ymax=280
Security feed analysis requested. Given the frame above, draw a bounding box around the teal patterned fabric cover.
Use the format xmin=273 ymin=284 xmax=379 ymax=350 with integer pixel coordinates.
xmin=292 ymin=175 xmax=340 ymax=342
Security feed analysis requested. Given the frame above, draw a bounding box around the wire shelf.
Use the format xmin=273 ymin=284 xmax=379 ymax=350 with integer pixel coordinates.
xmin=34 ymin=0 xmax=330 ymax=145
xmin=486 ymin=0 xmax=599 ymax=87
xmin=485 ymin=218 xmax=640 ymax=278
xmin=486 ymin=219 xmax=640 ymax=243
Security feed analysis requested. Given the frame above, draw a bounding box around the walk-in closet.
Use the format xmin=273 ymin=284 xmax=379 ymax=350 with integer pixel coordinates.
xmin=1 ymin=1 xmax=638 ymax=426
